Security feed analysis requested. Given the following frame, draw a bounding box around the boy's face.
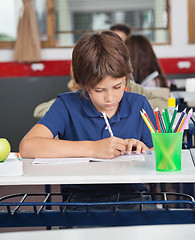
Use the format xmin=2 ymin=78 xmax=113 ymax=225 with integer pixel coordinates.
xmin=88 ymin=76 xmax=125 ymax=118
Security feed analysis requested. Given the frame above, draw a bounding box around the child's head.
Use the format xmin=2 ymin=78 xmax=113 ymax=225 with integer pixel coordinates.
xmin=72 ymin=30 xmax=132 ymax=91
xmin=125 ymin=34 xmax=168 ymax=87
xmin=110 ymin=23 xmax=132 ymax=41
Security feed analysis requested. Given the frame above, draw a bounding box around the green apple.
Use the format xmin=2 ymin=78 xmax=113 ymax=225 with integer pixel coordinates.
xmin=0 ymin=138 xmax=11 ymax=162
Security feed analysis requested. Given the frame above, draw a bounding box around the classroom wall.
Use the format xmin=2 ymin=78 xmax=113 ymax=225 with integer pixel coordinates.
xmin=0 ymin=76 xmax=70 ymax=152
xmin=0 ymin=0 xmax=195 ymax=63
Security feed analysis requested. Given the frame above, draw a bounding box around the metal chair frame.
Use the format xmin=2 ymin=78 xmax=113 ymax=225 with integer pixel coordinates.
xmin=0 ymin=192 xmax=195 ymax=228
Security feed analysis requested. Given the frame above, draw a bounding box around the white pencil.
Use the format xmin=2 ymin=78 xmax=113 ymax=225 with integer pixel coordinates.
xmin=102 ymin=112 xmax=114 ymax=137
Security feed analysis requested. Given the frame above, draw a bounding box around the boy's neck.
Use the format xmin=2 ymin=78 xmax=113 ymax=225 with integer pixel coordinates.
xmin=104 ymin=107 xmax=119 ymax=119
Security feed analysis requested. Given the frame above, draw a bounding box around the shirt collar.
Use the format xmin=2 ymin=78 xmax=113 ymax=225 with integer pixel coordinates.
xmin=80 ymin=91 xmax=101 ymax=118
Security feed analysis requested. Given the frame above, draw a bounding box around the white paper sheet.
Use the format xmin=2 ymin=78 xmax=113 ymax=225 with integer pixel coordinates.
xmin=90 ymin=153 xmax=145 ymax=162
xmin=33 ymin=157 xmax=90 ymax=165
xmin=32 ymin=151 xmax=152 ymax=165
xmin=0 ymin=153 xmax=23 ymax=176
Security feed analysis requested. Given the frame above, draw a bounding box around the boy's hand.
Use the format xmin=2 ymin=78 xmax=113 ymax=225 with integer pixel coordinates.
xmin=93 ymin=137 xmax=127 ymax=159
xmin=125 ymin=138 xmax=149 ymax=155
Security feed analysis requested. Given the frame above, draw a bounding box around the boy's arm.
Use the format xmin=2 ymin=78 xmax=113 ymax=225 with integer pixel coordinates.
xmin=19 ymin=124 xmax=127 ymax=159
xmin=19 ymin=124 xmax=95 ymax=159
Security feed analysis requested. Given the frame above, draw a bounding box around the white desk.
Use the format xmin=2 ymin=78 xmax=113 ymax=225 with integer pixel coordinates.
xmin=0 ymin=224 xmax=195 ymax=240
xmin=0 ymin=150 xmax=195 ymax=185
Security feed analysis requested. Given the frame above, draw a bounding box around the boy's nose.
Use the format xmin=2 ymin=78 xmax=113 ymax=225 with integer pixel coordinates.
xmin=105 ymin=91 xmax=114 ymax=102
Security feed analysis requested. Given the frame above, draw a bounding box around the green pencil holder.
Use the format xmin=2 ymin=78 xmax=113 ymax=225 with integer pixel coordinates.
xmin=151 ymin=132 xmax=183 ymax=172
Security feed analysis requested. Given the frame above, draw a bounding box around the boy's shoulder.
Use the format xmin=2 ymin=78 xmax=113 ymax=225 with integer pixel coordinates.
xmin=58 ymin=91 xmax=81 ymax=102
xmin=124 ymin=90 xmax=147 ymax=101
xmin=123 ymin=91 xmax=151 ymax=110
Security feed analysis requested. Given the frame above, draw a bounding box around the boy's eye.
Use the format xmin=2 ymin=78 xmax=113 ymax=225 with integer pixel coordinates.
xmin=95 ymin=89 xmax=103 ymax=92
xmin=114 ymin=85 xmax=121 ymax=89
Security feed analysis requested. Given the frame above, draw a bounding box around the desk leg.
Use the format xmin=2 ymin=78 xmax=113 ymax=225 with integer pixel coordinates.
xmin=45 ymin=184 xmax=52 ymax=230
xmin=182 ymin=183 xmax=194 ymax=198
xmin=160 ymin=183 xmax=166 ymax=192
xmin=45 ymin=184 xmax=51 ymax=194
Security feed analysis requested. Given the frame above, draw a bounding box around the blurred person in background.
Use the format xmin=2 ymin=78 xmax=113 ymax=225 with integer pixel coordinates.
xmin=110 ymin=23 xmax=132 ymax=41
xmin=125 ymin=34 xmax=168 ymax=88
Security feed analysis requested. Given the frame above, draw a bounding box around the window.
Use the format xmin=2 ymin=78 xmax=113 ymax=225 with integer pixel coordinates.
xmin=0 ymin=0 xmax=170 ymax=48
xmin=0 ymin=0 xmax=22 ymax=47
xmin=55 ymin=0 xmax=170 ymax=46
xmin=188 ymin=0 xmax=195 ymax=44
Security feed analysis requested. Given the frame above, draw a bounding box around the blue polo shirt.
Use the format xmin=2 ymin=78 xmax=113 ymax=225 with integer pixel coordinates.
xmin=39 ymin=90 xmax=156 ymax=194
xmin=39 ymin=90 xmax=155 ymax=147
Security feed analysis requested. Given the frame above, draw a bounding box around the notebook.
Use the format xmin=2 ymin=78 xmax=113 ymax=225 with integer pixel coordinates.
xmin=32 ymin=151 xmax=152 ymax=165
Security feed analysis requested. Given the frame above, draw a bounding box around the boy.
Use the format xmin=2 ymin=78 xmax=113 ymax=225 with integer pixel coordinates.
xmin=20 ymin=30 xmax=156 ymax=203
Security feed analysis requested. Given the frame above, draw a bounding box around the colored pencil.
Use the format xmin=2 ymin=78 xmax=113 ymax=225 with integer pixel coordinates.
xmin=140 ymin=111 xmax=155 ymax=133
xmin=102 ymin=112 xmax=114 ymax=137
xmin=179 ymin=108 xmax=193 ymax=132
xmin=168 ymin=105 xmax=178 ymax=133
xmin=156 ymin=107 xmax=166 ymax=133
xmin=177 ymin=117 xmax=186 ymax=132
xmin=154 ymin=108 xmax=161 ymax=133
xmin=164 ymin=108 xmax=170 ymax=127
xmin=142 ymin=109 xmax=157 ymax=132
xmin=173 ymin=108 xmax=186 ymax=133
xmin=16 ymin=152 xmax=22 ymax=160
xmin=162 ymin=109 xmax=169 ymax=132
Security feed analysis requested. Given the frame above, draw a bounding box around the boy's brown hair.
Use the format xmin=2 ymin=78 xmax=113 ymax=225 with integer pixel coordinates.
xmin=72 ymin=30 xmax=132 ymax=90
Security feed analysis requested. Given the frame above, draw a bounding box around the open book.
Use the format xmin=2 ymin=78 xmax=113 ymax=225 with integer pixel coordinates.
xmin=32 ymin=151 xmax=152 ymax=165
